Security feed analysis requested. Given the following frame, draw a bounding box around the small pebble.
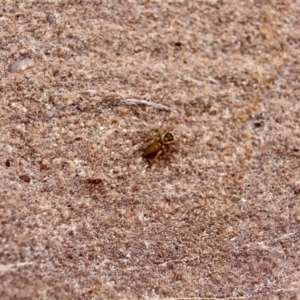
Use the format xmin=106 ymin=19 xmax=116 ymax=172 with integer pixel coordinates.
xmin=7 ymin=58 xmax=35 ymax=73
xmin=19 ymin=174 xmax=31 ymax=183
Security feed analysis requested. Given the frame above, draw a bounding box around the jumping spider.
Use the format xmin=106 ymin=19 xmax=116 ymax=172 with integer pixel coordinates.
xmin=141 ymin=130 xmax=175 ymax=167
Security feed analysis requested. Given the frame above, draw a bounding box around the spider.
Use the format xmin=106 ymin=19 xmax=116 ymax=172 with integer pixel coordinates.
xmin=141 ymin=130 xmax=175 ymax=167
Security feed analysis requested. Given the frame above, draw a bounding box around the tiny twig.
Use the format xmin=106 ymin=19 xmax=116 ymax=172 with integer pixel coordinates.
xmin=119 ymin=98 xmax=177 ymax=113
xmin=0 ymin=262 xmax=33 ymax=273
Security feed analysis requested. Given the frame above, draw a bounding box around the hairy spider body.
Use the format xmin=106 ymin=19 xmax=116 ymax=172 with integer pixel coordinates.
xmin=142 ymin=131 xmax=175 ymax=166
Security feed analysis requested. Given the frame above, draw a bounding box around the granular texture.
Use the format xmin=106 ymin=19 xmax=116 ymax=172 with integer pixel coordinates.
xmin=1 ymin=1 xmax=300 ymax=299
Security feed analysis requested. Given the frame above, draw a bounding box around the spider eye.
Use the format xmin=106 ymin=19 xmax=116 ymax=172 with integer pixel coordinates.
xmin=163 ymin=132 xmax=174 ymax=143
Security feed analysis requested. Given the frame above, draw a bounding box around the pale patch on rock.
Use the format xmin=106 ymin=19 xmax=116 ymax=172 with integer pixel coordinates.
xmin=7 ymin=58 xmax=35 ymax=73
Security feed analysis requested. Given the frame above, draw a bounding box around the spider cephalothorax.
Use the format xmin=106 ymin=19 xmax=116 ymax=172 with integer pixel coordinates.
xmin=142 ymin=130 xmax=175 ymax=167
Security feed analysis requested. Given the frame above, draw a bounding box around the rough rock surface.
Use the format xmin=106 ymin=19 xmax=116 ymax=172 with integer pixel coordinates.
xmin=1 ymin=1 xmax=300 ymax=299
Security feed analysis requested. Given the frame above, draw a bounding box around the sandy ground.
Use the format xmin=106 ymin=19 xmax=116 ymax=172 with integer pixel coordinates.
xmin=1 ymin=1 xmax=300 ymax=299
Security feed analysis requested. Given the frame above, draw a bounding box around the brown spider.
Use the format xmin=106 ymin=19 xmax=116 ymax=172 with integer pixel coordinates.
xmin=141 ymin=130 xmax=175 ymax=167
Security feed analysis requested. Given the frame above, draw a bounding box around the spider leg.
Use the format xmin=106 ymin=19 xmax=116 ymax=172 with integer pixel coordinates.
xmin=162 ymin=145 xmax=167 ymax=155
xmin=147 ymin=150 xmax=162 ymax=168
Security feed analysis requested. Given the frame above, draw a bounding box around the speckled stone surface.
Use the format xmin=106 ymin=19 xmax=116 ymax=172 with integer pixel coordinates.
xmin=1 ymin=1 xmax=300 ymax=299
